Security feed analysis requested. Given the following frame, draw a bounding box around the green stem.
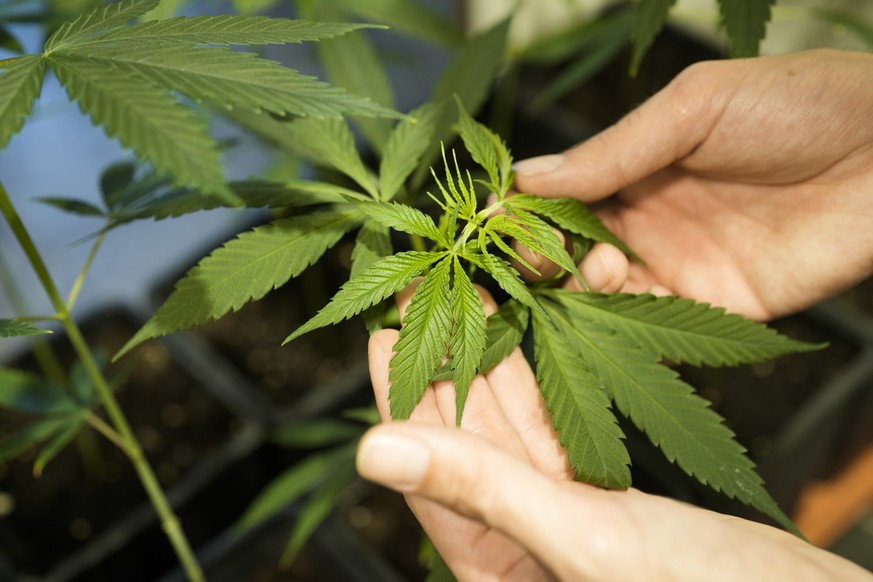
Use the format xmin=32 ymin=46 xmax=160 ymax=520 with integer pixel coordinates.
xmin=0 ymin=182 xmax=204 ymax=581
xmin=84 ymin=410 xmax=130 ymax=453
xmin=0 ymin=248 xmax=67 ymax=386
xmin=67 ymin=231 xmax=106 ymax=311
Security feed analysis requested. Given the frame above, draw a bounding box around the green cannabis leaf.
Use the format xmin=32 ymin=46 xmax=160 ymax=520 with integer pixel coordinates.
xmin=0 ymin=319 xmax=51 ymax=338
xmin=279 ymin=103 xmax=819 ymax=534
xmin=0 ymin=55 xmax=45 ymax=150
xmin=719 ymin=0 xmax=775 ymax=58
xmin=1 ymin=0 xmax=401 ymax=202
xmin=117 ymin=210 xmax=361 ymax=359
xmin=630 ymin=0 xmax=677 ymax=75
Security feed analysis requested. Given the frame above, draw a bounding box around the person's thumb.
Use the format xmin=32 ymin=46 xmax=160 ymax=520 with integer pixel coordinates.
xmin=356 ymin=422 xmax=606 ymax=580
xmin=512 ymin=70 xmax=714 ymax=201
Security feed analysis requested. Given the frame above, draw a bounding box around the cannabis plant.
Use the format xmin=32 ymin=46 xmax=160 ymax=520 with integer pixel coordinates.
xmin=0 ymin=0 xmax=833 ymax=578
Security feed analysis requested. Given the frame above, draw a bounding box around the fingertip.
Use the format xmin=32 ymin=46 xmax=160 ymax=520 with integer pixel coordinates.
xmin=648 ymin=285 xmax=673 ymax=297
xmin=580 ymin=243 xmax=629 ymax=293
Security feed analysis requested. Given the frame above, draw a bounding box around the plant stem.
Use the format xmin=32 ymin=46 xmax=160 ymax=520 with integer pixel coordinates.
xmin=0 ymin=182 xmax=204 ymax=581
xmin=0 ymin=248 xmax=67 ymax=386
xmin=67 ymin=230 xmax=106 ymax=311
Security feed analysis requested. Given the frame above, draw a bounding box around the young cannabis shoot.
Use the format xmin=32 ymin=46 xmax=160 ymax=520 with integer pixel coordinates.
xmin=282 ymin=103 xmax=821 ymax=534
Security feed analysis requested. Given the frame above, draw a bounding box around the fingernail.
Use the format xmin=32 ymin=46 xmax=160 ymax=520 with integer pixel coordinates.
xmin=584 ymin=249 xmax=613 ymax=291
xmin=512 ymin=154 xmax=564 ymax=177
xmin=357 ymin=433 xmax=431 ymax=491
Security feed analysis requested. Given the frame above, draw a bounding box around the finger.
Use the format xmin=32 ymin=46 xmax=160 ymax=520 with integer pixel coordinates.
xmin=367 ymin=329 xmax=400 ymax=422
xmin=356 ymin=423 xmax=616 ymax=581
xmin=569 ymin=243 xmax=630 ymax=293
xmin=512 ymin=66 xmax=717 ymax=201
xmin=485 ymin=346 xmax=572 ymax=480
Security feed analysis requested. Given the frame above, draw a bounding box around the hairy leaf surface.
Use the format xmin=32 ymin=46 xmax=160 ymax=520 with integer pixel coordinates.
xmin=719 ymin=0 xmax=774 ymax=57
xmin=48 ymin=54 xmax=229 ymax=199
xmin=389 ymin=257 xmax=453 ymax=420
xmin=449 ymin=258 xmax=487 ymax=425
xmin=553 ymin=291 xmax=822 ymax=367
xmin=284 ymin=251 xmax=446 ymax=344
xmin=0 ymin=55 xmax=45 ymax=150
xmin=561 ymin=300 xmax=794 ymax=529
xmin=119 ymin=211 xmax=359 ymax=358
xmin=533 ymin=306 xmax=631 ymax=487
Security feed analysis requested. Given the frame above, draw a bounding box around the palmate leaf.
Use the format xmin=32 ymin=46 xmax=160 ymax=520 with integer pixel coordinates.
xmin=389 ymin=256 xmax=453 ymax=420
xmin=533 ymin=305 xmax=631 ymax=488
xmin=73 ymin=43 xmax=399 ymax=120
xmin=379 ymin=100 xmax=445 ymax=201
xmin=284 ymin=251 xmax=446 ymax=345
xmin=719 ymin=0 xmax=775 ymax=58
xmin=506 ymin=194 xmax=639 ymax=260
xmin=0 ymin=55 xmax=45 ymax=150
xmin=48 ymin=54 xmax=231 ymax=200
xmin=555 ymin=291 xmax=823 ymax=367
xmin=554 ymin=294 xmax=794 ymax=530
xmin=449 ymin=257 xmax=487 ymax=425
xmin=118 ymin=210 xmax=360 ymax=358
xmin=630 ymin=0 xmax=677 ymax=75
xmin=0 ymin=319 xmax=51 ymax=338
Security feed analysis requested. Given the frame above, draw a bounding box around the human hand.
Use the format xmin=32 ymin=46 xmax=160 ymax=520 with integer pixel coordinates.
xmin=513 ymin=49 xmax=873 ymax=321
xmin=356 ymin=289 xmax=871 ymax=581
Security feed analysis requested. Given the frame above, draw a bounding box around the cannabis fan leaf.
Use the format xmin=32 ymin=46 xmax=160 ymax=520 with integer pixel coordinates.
xmin=0 ymin=0 xmax=399 ymax=200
